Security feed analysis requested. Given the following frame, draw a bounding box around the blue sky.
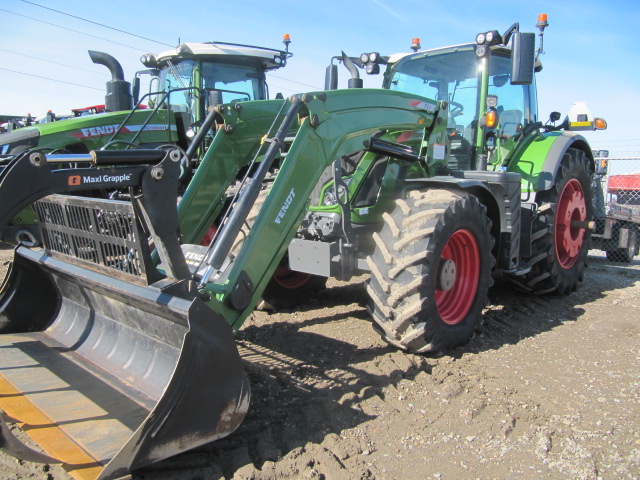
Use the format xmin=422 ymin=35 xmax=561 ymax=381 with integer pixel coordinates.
xmin=1 ymin=0 xmax=639 ymax=156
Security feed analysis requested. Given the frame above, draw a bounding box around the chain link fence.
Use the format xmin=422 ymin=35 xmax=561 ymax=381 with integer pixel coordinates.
xmin=589 ymin=150 xmax=640 ymax=264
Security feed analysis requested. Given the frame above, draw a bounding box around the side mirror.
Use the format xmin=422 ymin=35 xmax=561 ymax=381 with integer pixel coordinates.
xmin=325 ymin=64 xmax=338 ymax=90
xmin=208 ymin=90 xmax=223 ymax=110
xmin=549 ymin=111 xmax=561 ymax=123
xmin=132 ymin=77 xmax=140 ymax=105
xmin=510 ymin=32 xmax=535 ymax=85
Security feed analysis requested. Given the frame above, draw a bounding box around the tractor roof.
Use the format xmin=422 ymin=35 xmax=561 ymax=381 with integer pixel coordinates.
xmin=154 ymin=42 xmax=291 ymax=71
xmin=388 ymin=42 xmax=513 ymax=64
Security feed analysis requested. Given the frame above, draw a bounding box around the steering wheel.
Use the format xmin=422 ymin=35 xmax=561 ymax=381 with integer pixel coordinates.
xmin=448 ymin=101 xmax=464 ymax=117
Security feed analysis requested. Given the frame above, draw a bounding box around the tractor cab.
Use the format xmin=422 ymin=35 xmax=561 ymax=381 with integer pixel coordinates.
xmin=383 ymin=41 xmax=538 ymax=171
xmin=141 ymin=41 xmax=292 ymax=127
xmin=328 ymin=22 xmax=547 ymax=172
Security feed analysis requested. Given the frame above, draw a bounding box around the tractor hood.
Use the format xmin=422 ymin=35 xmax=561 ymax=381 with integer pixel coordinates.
xmin=0 ymin=127 xmax=40 ymax=156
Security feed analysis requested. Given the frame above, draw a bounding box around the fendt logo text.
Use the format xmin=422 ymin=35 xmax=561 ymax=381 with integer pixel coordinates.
xmin=275 ymin=188 xmax=296 ymax=224
xmin=78 ymin=124 xmax=121 ymax=138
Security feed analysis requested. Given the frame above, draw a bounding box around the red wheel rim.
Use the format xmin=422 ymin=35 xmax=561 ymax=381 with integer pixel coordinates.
xmin=435 ymin=229 xmax=480 ymax=325
xmin=555 ymin=178 xmax=586 ymax=269
xmin=273 ymin=266 xmax=311 ymax=289
xmin=200 ymin=225 xmax=218 ymax=246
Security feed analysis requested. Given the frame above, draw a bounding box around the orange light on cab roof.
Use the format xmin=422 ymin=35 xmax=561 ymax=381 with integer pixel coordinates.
xmin=283 ymin=33 xmax=291 ymax=42
xmin=595 ymin=118 xmax=607 ymax=130
xmin=537 ymin=13 xmax=549 ymax=28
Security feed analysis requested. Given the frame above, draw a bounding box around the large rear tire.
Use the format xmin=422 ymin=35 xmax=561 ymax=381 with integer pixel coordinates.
xmin=513 ymin=148 xmax=593 ymax=294
xmin=366 ymin=189 xmax=494 ymax=354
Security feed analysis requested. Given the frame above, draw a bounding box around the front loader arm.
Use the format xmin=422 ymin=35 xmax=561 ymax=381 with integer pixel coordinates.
xmin=196 ymin=89 xmax=441 ymax=330
xmin=177 ymin=100 xmax=289 ymax=244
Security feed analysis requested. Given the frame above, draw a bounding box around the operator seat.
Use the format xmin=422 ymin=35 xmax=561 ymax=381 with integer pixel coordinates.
xmin=500 ymin=109 xmax=523 ymax=138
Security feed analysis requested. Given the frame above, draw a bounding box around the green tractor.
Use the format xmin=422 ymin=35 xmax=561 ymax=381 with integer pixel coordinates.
xmin=0 ymin=40 xmax=291 ymax=156
xmin=0 ymin=38 xmax=292 ymax=244
xmin=0 ymin=16 xmax=605 ymax=479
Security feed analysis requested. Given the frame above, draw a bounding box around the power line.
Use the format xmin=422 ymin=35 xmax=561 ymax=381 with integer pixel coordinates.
xmin=20 ymin=0 xmax=173 ymax=48
xmin=0 ymin=67 xmax=103 ymax=91
xmin=0 ymin=8 xmax=148 ymax=52
xmin=267 ymin=73 xmax=322 ymax=91
xmin=7 ymin=5 xmax=325 ymax=95
xmin=0 ymin=48 xmax=105 ymax=75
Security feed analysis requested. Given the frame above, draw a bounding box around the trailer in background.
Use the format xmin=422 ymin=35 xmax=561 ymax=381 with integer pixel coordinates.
xmin=591 ymin=151 xmax=640 ymax=262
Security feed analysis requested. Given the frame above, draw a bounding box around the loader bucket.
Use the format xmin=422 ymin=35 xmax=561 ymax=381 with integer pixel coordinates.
xmin=0 ymin=247 xmax=249 ymax=479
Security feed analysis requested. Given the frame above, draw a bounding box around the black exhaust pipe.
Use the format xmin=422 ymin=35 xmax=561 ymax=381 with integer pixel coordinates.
xmin=89 ymin=50 xmax=133 ymax=112
xmin=341 ymin=52 xmax=363 ymax=89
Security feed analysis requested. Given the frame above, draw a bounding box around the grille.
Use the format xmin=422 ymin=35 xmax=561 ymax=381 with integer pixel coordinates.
xmin=33 ymin=194 xmax=155 ymax=284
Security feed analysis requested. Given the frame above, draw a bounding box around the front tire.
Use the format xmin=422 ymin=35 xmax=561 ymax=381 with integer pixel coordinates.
xmin=366 ymin=189 xmax=494 ymax=354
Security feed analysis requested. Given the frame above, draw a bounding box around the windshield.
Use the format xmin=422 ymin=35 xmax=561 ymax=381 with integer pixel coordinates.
xmin=385 ymin=47 xmax=537 ymax=170
xmin=386 ymin=47 xmax=534 ymax=138
xmin=159 ymin=59 xmax=266 ymax=115
xmin=160 ymin=59 xmax=197 ymax=113
xmin=386 ymin=48 xmax=480 ymax=131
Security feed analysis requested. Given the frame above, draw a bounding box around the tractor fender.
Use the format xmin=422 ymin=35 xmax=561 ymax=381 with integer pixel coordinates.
xmin=404 ymin=175 xmax=503 ymax=235
xmin=405 ymin=173 xmax=526 ymax=271
xmin=405 ymin=176 xmax=493 ymax=199
xmin=516 ymin=131 xmax=595 ymax=192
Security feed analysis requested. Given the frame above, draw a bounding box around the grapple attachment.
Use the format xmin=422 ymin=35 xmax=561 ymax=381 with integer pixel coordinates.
xmin=0 ymin=150 xmax=249 ymax=479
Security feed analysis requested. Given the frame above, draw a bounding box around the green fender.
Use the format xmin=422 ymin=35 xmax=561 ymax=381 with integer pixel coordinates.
xmin=509 ymin=131 xmax=595 ymax=195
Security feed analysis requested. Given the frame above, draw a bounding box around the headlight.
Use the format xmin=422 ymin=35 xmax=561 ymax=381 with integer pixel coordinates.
xmin=366 ymin=63 xmax=380 ymax=74
xmin=476 ymin=32 xmax=486 ymax=45
xmin=360 ymin=53 xmax=370 ymax=64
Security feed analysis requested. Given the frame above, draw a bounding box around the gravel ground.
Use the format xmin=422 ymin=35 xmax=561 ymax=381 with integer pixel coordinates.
xmin=0 ymin=243 xmax=639 ymax=480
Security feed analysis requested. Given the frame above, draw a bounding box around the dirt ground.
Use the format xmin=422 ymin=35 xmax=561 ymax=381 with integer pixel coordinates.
xmin=0 ymin=243 xmax=639 ymax=480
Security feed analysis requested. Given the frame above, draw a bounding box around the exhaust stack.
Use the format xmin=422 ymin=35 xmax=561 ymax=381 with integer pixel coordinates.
xmin=89 ymin=50 xmax=133 ymax=112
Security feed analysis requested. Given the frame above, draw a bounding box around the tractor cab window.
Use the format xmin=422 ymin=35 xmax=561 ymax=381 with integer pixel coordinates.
xmin=386 ymin=48 xmax=480 ymax=169
xmin=200 ymin=62 xmax=266 ymax=106
xmin=160 ymin=59 xmax=198 ymax=116
xmin=387 ymin=48 xmax=480 ymax=138
xmin=488 ymin=53 xmax=534 ymax=138
xmin=159 ymin=59 xmax=267 ymax=122
xmin=385 ymin=46 xmax=536 ymax=170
